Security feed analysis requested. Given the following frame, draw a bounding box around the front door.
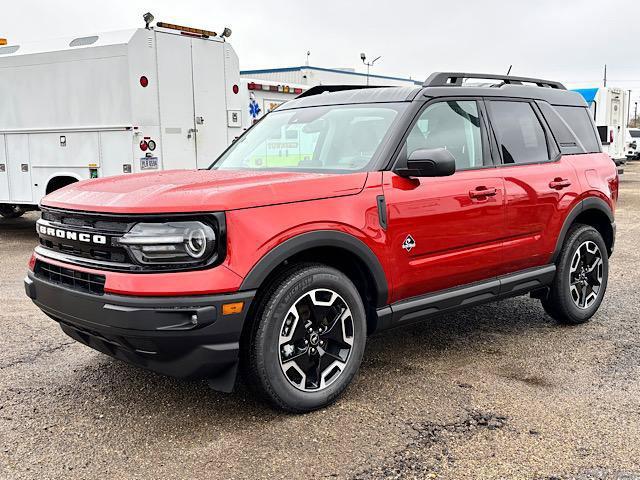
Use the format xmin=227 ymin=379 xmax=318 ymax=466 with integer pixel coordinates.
xmin=384 ymin=99 xmax=506 ymax=302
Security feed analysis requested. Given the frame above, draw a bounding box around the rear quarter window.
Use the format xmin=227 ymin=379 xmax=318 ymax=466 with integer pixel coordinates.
xmin=554 ymin=106 xmax=601 ymax=153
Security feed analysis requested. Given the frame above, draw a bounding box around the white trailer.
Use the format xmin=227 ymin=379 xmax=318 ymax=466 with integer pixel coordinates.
xmin=572 ymin=87 xmax=629 ymax=164
xmin=0 ymin=22 xmax=242 ymax=217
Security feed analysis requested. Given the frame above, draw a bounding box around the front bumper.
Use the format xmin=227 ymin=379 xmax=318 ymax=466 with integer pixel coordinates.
xmin=25 ymin=271 xmax=255 ymax=392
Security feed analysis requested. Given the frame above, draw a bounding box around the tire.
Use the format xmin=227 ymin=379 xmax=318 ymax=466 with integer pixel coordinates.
xmin=542 ymin=224 xmax=609 ymax=325
xmin=243 ymin=263 xmax=367 ymax=413
xmin=0 ymin=204 xmax=25 ymax=219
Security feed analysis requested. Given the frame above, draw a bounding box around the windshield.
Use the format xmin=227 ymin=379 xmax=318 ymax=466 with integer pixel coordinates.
xmin=630 ymin=130 xmax=640 ymax=138
xmin=211 ymin=103 xmax=406 ymax=173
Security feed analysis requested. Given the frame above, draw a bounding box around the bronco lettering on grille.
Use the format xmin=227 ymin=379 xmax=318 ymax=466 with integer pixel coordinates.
xmin=38 ymin=224 xmax=107 ymax=245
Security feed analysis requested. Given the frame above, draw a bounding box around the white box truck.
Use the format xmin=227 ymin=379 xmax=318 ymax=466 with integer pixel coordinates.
xmin=572 ymin=87 xmax=629 ymax=165
xmin=0 ymin=22 xmax=242 ymax=218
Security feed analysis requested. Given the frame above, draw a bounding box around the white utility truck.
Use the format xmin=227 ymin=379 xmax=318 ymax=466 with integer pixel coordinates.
xmin=0 ymin=22 xmax=242 ymax=218
xmin=572 ymin=87 xmax=629 ymax=165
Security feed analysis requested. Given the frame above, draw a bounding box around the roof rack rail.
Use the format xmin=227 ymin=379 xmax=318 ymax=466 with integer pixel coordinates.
xmin=423 ymin=72 xmax=566 ymax=90
xmin=296 ymin=84 xmax=390 ymax=98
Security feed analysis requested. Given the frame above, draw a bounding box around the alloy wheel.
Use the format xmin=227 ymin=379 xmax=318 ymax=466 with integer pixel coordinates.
xmin=278 ymin=288 xmax=354 ymax=392
xmin=569 ymin=240 xmax=603 ymax=309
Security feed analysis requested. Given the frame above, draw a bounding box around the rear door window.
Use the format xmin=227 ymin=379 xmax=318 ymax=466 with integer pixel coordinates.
xmin=553 ymin=106 xmax=601 ymax=153
xmin=487 ymin=101 xmax=550 ymax=164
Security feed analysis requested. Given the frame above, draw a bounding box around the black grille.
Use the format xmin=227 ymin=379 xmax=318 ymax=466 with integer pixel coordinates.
xmin=35 ymin=260 xmax=106 ymax=295
xmin=39 ymin=207 xmax=133 ymax=265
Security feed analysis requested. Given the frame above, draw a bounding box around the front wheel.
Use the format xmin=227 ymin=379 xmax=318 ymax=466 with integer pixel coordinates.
xmin=243 ymin=264 xmax=367 ymax=413
xmin=542 ymin=224 xmax=609 ymax=324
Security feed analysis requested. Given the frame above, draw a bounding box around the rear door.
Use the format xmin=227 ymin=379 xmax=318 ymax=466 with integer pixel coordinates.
xmin=608 ymin=91 xmax=624 ymax=158
xmin=384 ymin=98 xmax=506 ymax=302
xmin=156 ymin=32 xmax=197 ymax=170
xmin=485 ymin=99 xmax=580 ymax=274
xmin=191 ymin=38 xmax=228 ymax=168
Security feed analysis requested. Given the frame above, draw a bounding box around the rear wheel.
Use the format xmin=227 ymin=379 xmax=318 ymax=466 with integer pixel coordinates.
xmin=0 ymin=204 xmax=25 ymax=219
xmin=542 ymin=224 xmax=609 ymax=324
xmin=243 ymin=264 xmax=367 ymax=413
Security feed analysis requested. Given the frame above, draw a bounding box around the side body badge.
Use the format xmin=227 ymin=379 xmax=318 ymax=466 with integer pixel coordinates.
xmin=402 ymin=235 xmax=416 ymax=252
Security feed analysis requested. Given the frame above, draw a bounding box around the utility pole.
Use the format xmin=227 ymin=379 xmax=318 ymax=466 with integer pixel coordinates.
xmin=603 ymin=64 xmax=607 ymax=87
xmin=628 ymin=90 xmax=632 ymax=127
xmin=635 ymin=102 xmax=638 ymax=128
xmin=360 ymin=53 xmax=381 ymax=86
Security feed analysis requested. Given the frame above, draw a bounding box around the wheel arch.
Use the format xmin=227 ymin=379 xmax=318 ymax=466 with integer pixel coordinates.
xmin=240 ymin=230 xmax=389 ymax=334
xmin=45 ymin=174 xmax=81 ymax=195
xmin=552 ymin=197 xmax=615 ymax=262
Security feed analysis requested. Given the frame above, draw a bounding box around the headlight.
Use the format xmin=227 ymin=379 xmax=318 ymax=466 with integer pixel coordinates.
xmin=119 ymin=221 xmax=216 ymax=265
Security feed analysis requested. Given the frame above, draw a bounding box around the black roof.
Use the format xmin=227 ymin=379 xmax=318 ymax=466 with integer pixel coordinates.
xmin=283 ymin=72 xmax=588 ymax=109
xmin=280 ymin=86 xmax=421 ymax=110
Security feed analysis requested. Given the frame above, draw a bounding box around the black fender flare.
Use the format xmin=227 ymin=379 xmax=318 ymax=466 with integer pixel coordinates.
xmin=239 ymin=230 xmax=389 ymax=308
xmin=552 ymin=197 xmax=614 ymax=262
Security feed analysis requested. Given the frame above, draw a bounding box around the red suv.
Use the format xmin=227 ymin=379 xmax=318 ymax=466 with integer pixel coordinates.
xmin=25 ymin=73 xmax=618 ymax=412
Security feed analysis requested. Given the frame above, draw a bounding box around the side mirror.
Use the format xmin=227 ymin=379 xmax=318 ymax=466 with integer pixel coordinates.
xmin=395 ymin=148 xmax=456 ymax=177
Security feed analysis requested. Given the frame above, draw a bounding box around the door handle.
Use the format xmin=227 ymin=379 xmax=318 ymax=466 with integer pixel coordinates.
xmin=469 ymin=186 xmax=497 ymax=199
xmin=549 ymin=178 xmax=572 ymax=190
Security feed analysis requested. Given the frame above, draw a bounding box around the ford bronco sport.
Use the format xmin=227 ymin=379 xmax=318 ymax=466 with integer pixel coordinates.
xmin=25 ymin=73 xmax=618 ymax=412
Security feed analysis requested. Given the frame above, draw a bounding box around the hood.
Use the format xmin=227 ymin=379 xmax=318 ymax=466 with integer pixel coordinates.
xmin=42 ymin=169 xmax=368 ymax=214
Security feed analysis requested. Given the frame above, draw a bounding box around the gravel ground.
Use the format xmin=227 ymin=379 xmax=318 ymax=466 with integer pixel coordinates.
xmin=1 ymin=163 xmax=640 ymax=479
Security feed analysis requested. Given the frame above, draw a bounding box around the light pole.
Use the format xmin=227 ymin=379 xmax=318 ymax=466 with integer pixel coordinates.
xmin=360 ymin=53 xmax=381 ymax=86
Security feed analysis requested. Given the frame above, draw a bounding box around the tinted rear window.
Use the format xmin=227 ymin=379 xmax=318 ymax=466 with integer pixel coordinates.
xmin=554 ymin=106 xmax=601 ymax=153
xmin=488 ymin=101 xmax=549 ymax=164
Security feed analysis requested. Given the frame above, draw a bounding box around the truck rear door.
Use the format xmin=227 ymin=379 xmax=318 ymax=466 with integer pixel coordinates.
xmin=191 ymin=38 xmax=228 ymax=168
xmin=608 ymin=91 xmax=624 ymax=160
xmin=156 ymin=33 xmax=197 ymax=170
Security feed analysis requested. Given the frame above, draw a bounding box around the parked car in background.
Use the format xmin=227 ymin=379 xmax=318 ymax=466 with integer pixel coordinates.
xmin=26 ymin=73 xmax=618 ymax=412
xmin=626 ymin=128 xmax=640 ymax=160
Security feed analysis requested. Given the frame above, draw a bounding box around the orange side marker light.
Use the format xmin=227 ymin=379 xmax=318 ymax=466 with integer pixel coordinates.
xmin=222 ymin=302 xmax=244 ymax=315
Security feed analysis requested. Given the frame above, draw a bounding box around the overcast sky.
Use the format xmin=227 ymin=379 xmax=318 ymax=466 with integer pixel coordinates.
xmin=3 ymin=0 xmax=640 ymax=100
